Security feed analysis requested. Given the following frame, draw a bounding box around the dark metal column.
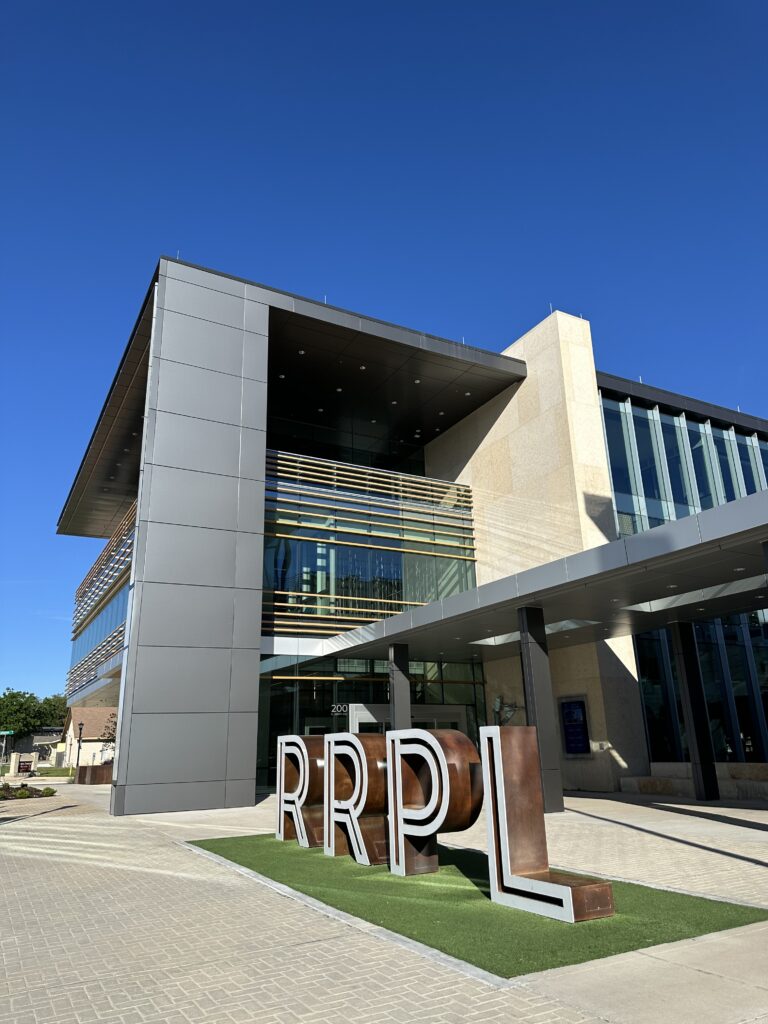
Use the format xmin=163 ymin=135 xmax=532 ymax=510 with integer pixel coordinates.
xmin=388 ymin=643 xmax=412 ymax=731
xmin=518 ymin=607 xmax=564 ymax=813
xmin=668 ymin=621 xmax=719 ymax=801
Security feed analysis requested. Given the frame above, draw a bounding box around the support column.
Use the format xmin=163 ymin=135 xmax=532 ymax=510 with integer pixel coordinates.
xmin=388 ymin=643 xmax=412 ymax=731
xmin=668 ymin=621 xmax=719 ymax=801
xmin=518 ymin=607 xmax=564 ymax=813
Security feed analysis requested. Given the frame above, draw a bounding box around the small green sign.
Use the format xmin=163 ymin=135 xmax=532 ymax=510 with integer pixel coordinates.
xmin=0 ymin=730 xmax=14 ymax=736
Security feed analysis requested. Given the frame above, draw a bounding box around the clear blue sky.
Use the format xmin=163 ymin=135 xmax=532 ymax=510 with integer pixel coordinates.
xmin=1 ymin=1 xmax=766 ymax=698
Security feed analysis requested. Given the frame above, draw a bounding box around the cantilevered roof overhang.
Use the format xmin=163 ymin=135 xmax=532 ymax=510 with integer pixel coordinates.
xmin=272 ymin=489 xmax=768 ymax=664
xmin=58 ymin=258 xmax=527 ymax=537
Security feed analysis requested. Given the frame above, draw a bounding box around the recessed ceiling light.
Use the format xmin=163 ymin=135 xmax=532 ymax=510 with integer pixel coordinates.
xmin=667 ymin=584 xmax=678 ymax=590
xmin=359 ymin=365 xmax=366 ymax=370
xmin=278 ymin=374 xmax=285 ymax=379
xmin=438 ymin=411 xmax=445 ymax=416
xmin=108 ymin=476 xmax=114 ymax=481
xmin=371 ymin=419 xmax=377 ymax=424
xmin=414 ymin=378 xmax=421 ymax=384
xmin=697 ymin=607 xmax=706 ymax=612
xmin=734 ymin=567 xmax=746 ymax=573
xmin=317 ymin=407 xmax=324 ymax=412
xmin=464 ymin=391 xmax=471 ymax=396
xmin=131 ymin=431 xmax=138 ymax=437
xmin=336 ymin=387 xmax=342 ymax=392
xmin=123 ymin=448 xmax=130 ymax=453
xmin=610 ymin=598 xmax=620 ymax=604
xmin=435 ymin=428 xmax=441 ymax=432
xmin=391 ymin=400 xmax=398 ymax=405
xmin=298 ymin=349 xmax=305 ymax=355
xmin=756 ymin=594 xmax=765 ymax=600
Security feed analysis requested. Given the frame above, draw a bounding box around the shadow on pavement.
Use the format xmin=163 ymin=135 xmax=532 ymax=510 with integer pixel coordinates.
xmin=647 ymin=802 xmax=768 ymax=834
xmin=0 ymin=804 xmax=78 ymax=825
xmin=568 ymin=807 xmax=768 ymax=869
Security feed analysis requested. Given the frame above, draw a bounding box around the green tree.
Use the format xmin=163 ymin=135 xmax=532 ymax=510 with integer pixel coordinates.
xmin=101 ymin=712 xmax=117 ymax=745
xmin=39 ymin=694 xmax=67 ymax=728
xmin=0 ymin=689 xmax=43 ymax=737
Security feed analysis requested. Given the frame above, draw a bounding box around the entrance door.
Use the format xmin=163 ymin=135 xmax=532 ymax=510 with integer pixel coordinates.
xmin=348 ymin=703 xmax=468 ymax=734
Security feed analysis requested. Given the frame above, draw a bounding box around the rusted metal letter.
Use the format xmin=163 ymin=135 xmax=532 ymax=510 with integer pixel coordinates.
xmin=276 ymin=734 xmax=325 ymax=848
xmin=324 ymin=732 xmax=388 ymax=865
xmin=387 ymin=729 xmax=483 ymax=876
xmin=480 ymin=725 xmax=614 ymax=922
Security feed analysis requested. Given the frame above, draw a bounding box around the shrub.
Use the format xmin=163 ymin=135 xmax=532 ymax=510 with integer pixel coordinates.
xmin=14 ymin=789 xmax=30 ymax=799
xmin=41 ymin=787 xmax=56 ymax=797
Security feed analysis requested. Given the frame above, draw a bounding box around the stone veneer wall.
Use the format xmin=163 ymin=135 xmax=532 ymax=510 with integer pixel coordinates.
xmin=425 ymin=311 xmax=650 ymax=791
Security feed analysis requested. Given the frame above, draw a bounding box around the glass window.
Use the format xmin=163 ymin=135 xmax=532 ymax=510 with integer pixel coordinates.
xmin=760 ymin=440 xmax=768 ymax=486
xmin=721 ymin=616 xmax=760 ymax=761
xmin=735 ymin=434 xmax=759 ymax=495
xmin=694 ymin=621 xmax=738 ymax=760
xmin=602 ymin=398 xmax=642 ymax=534
xmin=70 ymin=584 xmax=129 ymax=667
xmin=603 ymin=399 xmax=635 ymax=497
xmin=632 ymin=406 xmax=667 ymax=524
xmin=635 ymin=633 xmax=680 ymax=761
xmin=660 ymin=413 xmax=695 ymax=517
xmin=746 ymin=610 xmax=768 ymax=731
xmin=632 ymin=407 xmax=663 ymax=501
xmin=687 ymin=421 xmax=716 ymax=510
xmin=711 ymin=427 xmax=739 ymax=502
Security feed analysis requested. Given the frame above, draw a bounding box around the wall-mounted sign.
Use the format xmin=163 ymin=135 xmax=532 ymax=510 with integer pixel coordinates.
xmin=277 ymin=725 xmax=614 ymax=923
xmin=560 ymin=699 xmax=591 ymax=756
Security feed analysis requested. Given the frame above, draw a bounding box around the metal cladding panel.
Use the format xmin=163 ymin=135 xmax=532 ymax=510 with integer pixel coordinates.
xmin=112 ymin=268 xmax=267 ymax=813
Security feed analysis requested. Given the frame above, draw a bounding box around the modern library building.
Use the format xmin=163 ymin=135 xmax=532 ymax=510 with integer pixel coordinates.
xmin=58 ymin=258 xmax=768 ymax=814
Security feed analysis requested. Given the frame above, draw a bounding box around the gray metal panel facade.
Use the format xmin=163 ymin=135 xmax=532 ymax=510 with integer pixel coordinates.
xmin=111 ymin=260 xmax=266 ymax=815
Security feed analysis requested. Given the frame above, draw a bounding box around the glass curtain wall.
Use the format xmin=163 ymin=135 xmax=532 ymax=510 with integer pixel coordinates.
xmin=601 ymin=390 xmax=768 ymax=766
xmin=256 ymin=655 xmax=486 ymax=786
xmin=262 ymin=449 xmax=476 ymax=636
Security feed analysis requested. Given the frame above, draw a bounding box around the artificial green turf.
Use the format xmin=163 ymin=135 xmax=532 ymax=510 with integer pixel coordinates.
xmin=191 ymin=835 xmax=768 ymax=978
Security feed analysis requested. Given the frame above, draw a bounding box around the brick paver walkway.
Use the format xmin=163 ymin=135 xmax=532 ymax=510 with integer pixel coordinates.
xmin=0 ymin=795 xmax=598 ymax=1024
xmin=1 ymin=789 xmax=766 ymax=1024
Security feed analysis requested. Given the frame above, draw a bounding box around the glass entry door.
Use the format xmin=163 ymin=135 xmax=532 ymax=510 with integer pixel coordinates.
xmin=348 ymin=703 xmax=467 ymax=734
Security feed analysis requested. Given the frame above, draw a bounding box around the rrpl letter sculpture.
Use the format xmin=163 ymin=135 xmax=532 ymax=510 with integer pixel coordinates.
xmin=277 ymin=725 xmax=614 ymax=923
xmin=323 ymin=732 xmax=388 ymax=865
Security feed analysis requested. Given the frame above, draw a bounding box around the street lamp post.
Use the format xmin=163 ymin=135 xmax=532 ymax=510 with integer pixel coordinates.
xmin=75 ymin=721 xmax=84 ymax=778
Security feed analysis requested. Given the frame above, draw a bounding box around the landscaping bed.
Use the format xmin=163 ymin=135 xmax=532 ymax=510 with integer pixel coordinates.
xmin=0 ymin=782 xmax=57 ymax=800
xmin=192 ymin=835 xmax=768 ymax=978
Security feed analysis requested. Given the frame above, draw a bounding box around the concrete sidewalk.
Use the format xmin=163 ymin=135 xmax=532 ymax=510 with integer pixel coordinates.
xmin=0 ymin=789 xmax=766 ymax=1024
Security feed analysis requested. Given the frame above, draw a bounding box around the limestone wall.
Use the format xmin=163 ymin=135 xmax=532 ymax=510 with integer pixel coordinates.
xmin=426 ymin=312 xmax=650 ymax=790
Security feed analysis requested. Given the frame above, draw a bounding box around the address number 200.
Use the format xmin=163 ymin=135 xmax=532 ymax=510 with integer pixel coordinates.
xmin=331 ymin=703 xmax=349 ymax=715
